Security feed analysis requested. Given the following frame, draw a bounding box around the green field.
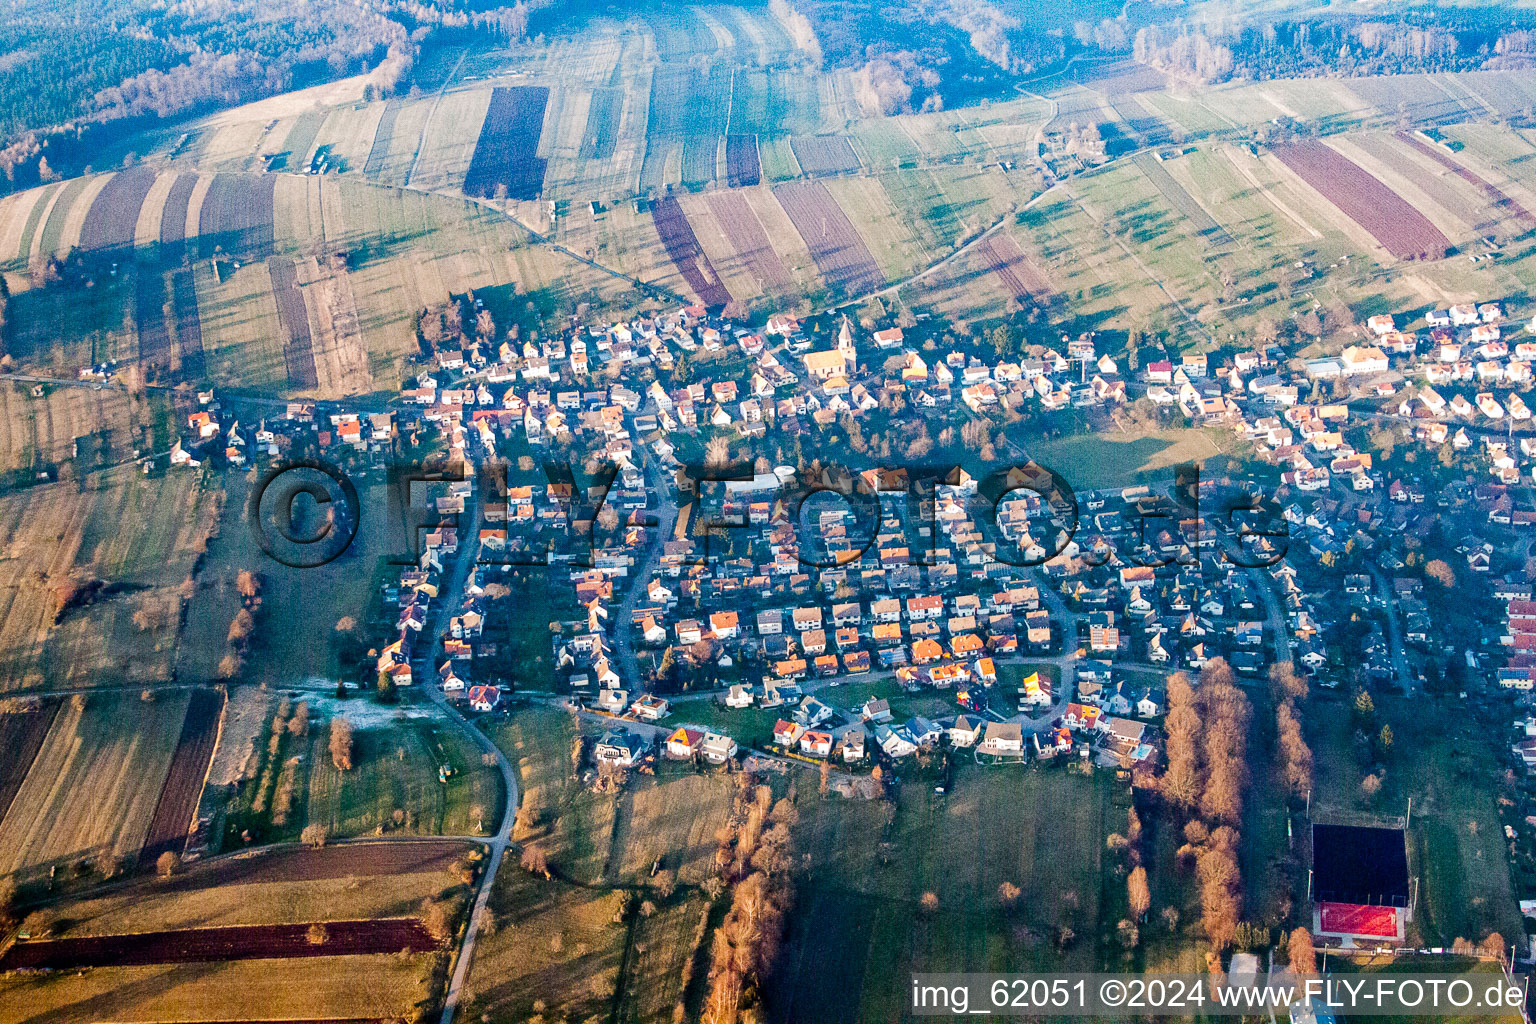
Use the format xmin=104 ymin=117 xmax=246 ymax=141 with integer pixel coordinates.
xmin=777 ymin=765 xmax=1117 ymax=1023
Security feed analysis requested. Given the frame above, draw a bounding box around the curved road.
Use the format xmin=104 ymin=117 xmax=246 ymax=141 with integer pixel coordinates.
xmin=408 ymin=463 xmax=520 ymax=1024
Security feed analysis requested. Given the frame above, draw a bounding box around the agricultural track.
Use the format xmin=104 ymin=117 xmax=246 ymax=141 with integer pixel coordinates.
xmin=0 ymin=919 xmax=438 ymax=970
xmin=0 ymin=699 xmax=59 ymax=825
xmin=139 ymin=687 xmax=224 ymax=868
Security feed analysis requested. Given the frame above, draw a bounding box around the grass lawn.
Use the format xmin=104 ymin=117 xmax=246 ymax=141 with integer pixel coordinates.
xmin=777 ymin=763 xmax=1117 ymax=1023
xmin=304 ymin=718 xmax=502 ymax=839
xmin=1025 ymin=428 xmax=1230 ymax=492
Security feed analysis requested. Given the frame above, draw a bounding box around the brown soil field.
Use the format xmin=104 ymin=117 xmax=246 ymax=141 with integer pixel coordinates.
xmin=269 ymin=257 xmax=320 ymax=389
xmin=773 ymin=180 xmax=884 ymax=296
xmin=139 ymin=688 xmax=225 ymax=868
xmin=0 ymin=690 xmax=191 ymax=881
xmin=190 ymin=841 xmax=471 ymax=887
xmin=78 ymin=168 xmax=159 ymax=253
xmin=650 ymin=197 xmax=731 ymax=307
xmin=0 ymin=918 xmax=438 ymax=970
xmin=1273 ymin=139 xmax=1451 ymax=260
xmin=703 ymin=191 xmax=791 ymax=292
xmin=973 ymin=232 xmax=1054 ymax=304
xmin=0 ymin=698 xmax=59 ymax=825
xmin=463 ymin=86 xmax=550 ymax=200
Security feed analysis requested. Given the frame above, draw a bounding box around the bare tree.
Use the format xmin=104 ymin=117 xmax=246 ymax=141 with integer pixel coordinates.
xmin=328 ymin=716 xmax=354 ymax=770
xmin=156 ymin=851 xmax=180 ymax=878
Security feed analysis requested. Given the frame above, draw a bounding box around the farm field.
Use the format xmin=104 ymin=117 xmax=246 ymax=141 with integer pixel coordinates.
xmin=0 ymin=698 xmax=59 ymax=824
xmin=138 ymin=688 xmax=225 ymax=867
xmin=0 ymin=690 xmax=191 ymax=883
xmin=0 ymin=468 xmax=219 ymax=694
xmin=776 ymin=766 xmax=1116 ymax=1023
xmin=1272 ymin=139 xmax=1452 ymax=260
xmin=19 ymin=840 xmax=476 ymax=937
xmin=651 ymin=197 xmax=732 ymax=307
xmin=463 ymin=86 xmax=550 ymax=201
xmin=0 ymin=918 xmax=439 ymax=970
xmin=774 ymin=180 xmax=885 ymax=298
xmin=0 ymin=951 xmax=442 ymax=1024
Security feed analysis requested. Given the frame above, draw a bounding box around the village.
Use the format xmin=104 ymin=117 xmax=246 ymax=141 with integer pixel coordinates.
xmin=135 ymin=284 xmax=1536 ymax=822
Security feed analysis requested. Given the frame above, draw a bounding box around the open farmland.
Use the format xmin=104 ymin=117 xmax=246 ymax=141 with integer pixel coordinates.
xmin=197 ymin=173 xmax=276 ymax=257
xmin=1132 ymin=152 xmax=1233 ymax=247
xmin=1396 ymin=131 xmax=1536 ymax=228
xmin=0 ymin=690 xmax=190 ymax=883
xmin=0 ymin=952 xmax=441 ymax=1024
xmin=789 ymin=135 xmax=861 ymax=177
xmin=157 ymin=172 xmax=199 ymax=257
xmin=168 ymin=268 xmax=205 ymax=378
xmin=463 ymin=86 xmax=550 ymax=201
xmin=268 ymin=257 xmax=320 ymax=389
xmin=0 ymin=469 xmax=218 ymax=694
xmin=703 ymin=191 xmax=792 ymax=293
xmin=650 ymin=197 xmax=731 ymax=307
xmin=725 ymin=133 xmax=761 ymax=187
xmin=641 ymin=64 xmax=732 ymax=192
xmin=364 ymin=98 xmax=403 ymax=177
xmin=775 ymin=767 xmax=1114 ymax=1024
xmin=21 ymin=840 xmax=475 ymax=936
xmin=0 ymin=698 xmax=59 ymax=825
xmin=133 ymin=268 xmax=172 ymax=372
xmin=773 ymin=180 xmax=884 ymax=297
xmin=579 ymin=87 xmax=624 ymax=161
xmin=0 ymin=919 xmax=438 ymax=970
xmin=77 ymin=168 xmax=158 ymax=253
xmin=971 ymin=231 xmax=1055 ymax=305
xmin=138 ymin=688 xmax=224 ymax=868
xmin=1272 ymin=139 xmax=1451 ymax=260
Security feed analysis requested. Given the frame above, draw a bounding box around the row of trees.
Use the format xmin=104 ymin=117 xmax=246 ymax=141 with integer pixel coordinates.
xmin=1162 ymin=660 xmax=1252 ymax=950
xmin=701 ymin=778 xmax=798 ymax=1024
xmin=217 ymin=570 xmax=262 ymax=680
